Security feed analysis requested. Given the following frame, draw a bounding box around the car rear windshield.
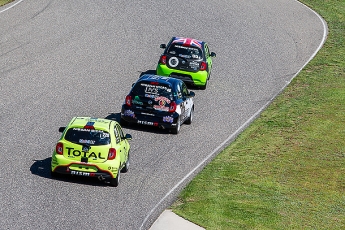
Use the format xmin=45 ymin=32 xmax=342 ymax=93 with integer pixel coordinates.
xmin=167 ymin=44 xmax=202 ymax=60
xmin=64 ymin=128 xmax=110 ymax=145
xmin=131 ymin=81 xmax=173 ymax=100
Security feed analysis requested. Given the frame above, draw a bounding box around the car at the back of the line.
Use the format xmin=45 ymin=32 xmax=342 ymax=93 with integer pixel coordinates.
xmin=51 ymin=117 xmax=132 ymax=187
xmin=120 ymin=74 xmax=195 ymax=134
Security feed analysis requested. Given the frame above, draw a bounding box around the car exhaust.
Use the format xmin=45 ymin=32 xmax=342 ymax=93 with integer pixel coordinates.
xmin=98 ymin=175 xmax=105 ymax=181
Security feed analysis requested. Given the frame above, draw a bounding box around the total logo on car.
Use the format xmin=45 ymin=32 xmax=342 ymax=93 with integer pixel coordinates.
xmin=120 ymin=74 xmax=195 ymax=134
xmin=156 ymin=36 xmax=216 ymax=90
xmin=51 ymin=117 xmax=132 ymax=187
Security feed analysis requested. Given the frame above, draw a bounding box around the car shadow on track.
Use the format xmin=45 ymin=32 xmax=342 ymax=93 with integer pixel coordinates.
xmin=140 ymin=69 xmax=156 ymax=77
xmin=30 ymin=158 xmax=52 ymax=179
xmin=30 ymin=158 xmax=108 ymax=187
xmin=105 ymin=112 xmax=171 ymax=135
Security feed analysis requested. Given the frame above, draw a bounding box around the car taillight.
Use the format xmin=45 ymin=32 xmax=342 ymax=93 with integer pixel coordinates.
xmin=108 ymin=148 xmax=116 ymax=160
xmin=56 ymin=142 xmax=63 ymax=155
xmin=125 ymin=95 xmax=132 ymax=106
xmin=169 ymin=101 xmax=177 ymax=113
xmin=160 ymin=55 xmax=167 ymax=65
xmin=200 ymin=61 xmax=207 ymax=71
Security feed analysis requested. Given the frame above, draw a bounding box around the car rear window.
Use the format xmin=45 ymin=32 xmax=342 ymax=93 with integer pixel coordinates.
xmin=131 ymin=81 xmax=173 ymax=100
xmin=64 ymin=128 xmax=110 ymax=145
xmin=167 ymin=44 xmax=202 ymax=60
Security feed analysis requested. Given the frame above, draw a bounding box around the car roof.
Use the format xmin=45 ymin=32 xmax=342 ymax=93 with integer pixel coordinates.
xmin=138 ymin=74 xmax=182 ymax=86
xmin=68 ymin=117 xmax=113 ymax=131
xmin=170 ymin=36 xmax=205 ymax=49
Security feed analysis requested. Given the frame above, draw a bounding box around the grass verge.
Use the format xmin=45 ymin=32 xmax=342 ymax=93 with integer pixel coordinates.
xmin=0 ymin=0 xmax=14 ymax=7
xmin=171 ymin=0 xmax=345 ymax=229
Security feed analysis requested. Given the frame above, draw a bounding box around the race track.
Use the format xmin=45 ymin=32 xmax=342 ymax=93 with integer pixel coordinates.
xmin=0 ymin=0 xmax=326 ymax=229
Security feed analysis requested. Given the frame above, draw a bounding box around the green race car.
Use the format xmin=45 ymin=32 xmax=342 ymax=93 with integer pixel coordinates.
xmin=51 ymin=117 xmax=132 ymax=187
xmin=156 ymin=37 xmax=216 ymax=89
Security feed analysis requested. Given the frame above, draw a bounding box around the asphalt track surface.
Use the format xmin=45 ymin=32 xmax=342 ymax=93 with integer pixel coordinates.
xmin=0 ymin=1 xmax=326 ymax=229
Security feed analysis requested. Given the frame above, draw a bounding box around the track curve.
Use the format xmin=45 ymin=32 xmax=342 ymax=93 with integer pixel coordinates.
xmin=0 ymin=0 xmax=326 ymax=229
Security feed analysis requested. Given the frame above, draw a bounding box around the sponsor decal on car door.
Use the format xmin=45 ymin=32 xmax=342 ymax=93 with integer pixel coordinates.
xmin=181 ymin=84 xmax=193 ymax=122
xmin=115 ymin=124 xmax=128 ymax=162
xmin=184 ymin=97 xmax=193 ymax=121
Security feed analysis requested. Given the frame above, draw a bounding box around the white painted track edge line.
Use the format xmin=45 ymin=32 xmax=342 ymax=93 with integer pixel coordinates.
xmin=140 ymin=1 xmax=328 ymax=229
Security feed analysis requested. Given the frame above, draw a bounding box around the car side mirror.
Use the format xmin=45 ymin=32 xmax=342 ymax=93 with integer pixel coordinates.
xmin=160 ymin=44 xmax=166 ymax=49
xmin=189 ymin=91 xmax=195 ymax=97
xmin=125 ymin=134 xmax=132 ymax=140
xmin=58 ymin=127 xmax=66 ymax=133
xmin=210 ymin=52 xmax=216 ymax=57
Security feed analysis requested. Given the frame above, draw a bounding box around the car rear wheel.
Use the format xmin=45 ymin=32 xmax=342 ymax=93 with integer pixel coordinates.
xmin=121 ymin=152 xmax=130 ymax=173
xmin=185 ymin=107 xmax=193 ymax=125
xmin=120 ymin=117 xmax=129 ymax=126
xmin=50 ymin=171 xmax=59 ymax=178
xmin=207 ymin=69 xmax=212 ymax=80
xmin=171 ymin=116 xmax=181 ymax=134
xmin=110 ymin=169 xmax=120 ymax=187
xmin=200 ymin=80 xmax=207 ymax=90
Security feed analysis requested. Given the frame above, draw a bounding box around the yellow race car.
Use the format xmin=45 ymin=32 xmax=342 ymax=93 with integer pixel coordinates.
xmin=51 ymin=117 xmax=132 ymax=187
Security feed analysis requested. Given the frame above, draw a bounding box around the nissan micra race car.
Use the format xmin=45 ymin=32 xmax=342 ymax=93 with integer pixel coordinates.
xmin=156 ymin=37 xmax=216 ymax=89
xmin=51 ymin=117 xmax=132 ymax=187
xmin=121 ymin=74 xmax=195 ymax=134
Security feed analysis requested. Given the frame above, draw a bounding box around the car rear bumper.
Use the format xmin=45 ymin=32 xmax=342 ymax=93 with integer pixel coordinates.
xmin=53 ymin=165 xmax=113 ymax=179
xmin=156 ymin=64 xmax=208 ymax=86
xmin=51 ymin=156 xmax=118 ymax=179
xmin=121 ymin=108 xmax=179 ymax=130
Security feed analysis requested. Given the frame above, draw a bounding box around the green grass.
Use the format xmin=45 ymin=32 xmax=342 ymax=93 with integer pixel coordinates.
xmin=172 ymin=1 xmax=345 ymax=229
xmin=0 ymin=0 xmax=14 ymax=7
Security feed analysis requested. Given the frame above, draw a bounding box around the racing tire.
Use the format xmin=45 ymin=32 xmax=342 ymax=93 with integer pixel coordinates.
xmin=171 ymin=116 xmax=181 ymax=134
xmin=50 ymin=171 xmax=59 ymax=178
xmin=110 ymin=169 xmax=120 ymax=187
xmin=121 ymin=152 xmax=130 ymax=173
xmin=120 ymin=117 xmax=129 ymax=126
xmin=200 ymin=80 xmax=207 ymax=90
xmin=185 ymin=107 xmax=193 ymax=125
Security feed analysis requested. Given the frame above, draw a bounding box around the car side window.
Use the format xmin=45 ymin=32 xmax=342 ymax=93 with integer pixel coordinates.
xmin=204 ymin=44 xmax=210 ymax=58
xmin=114 ymin=125 xmax=121 ymax=143
xmin=182 ymin=83 xmax=189 ymax=98
xmin=116 ymin=125 xmax=125 ymax=140
xmin=176 ymin=83 xmax=182 ymax=99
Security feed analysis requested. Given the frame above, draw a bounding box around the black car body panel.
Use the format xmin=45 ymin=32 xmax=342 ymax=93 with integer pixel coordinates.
xmin=121 ymin=74 xmax=195 ymax=133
